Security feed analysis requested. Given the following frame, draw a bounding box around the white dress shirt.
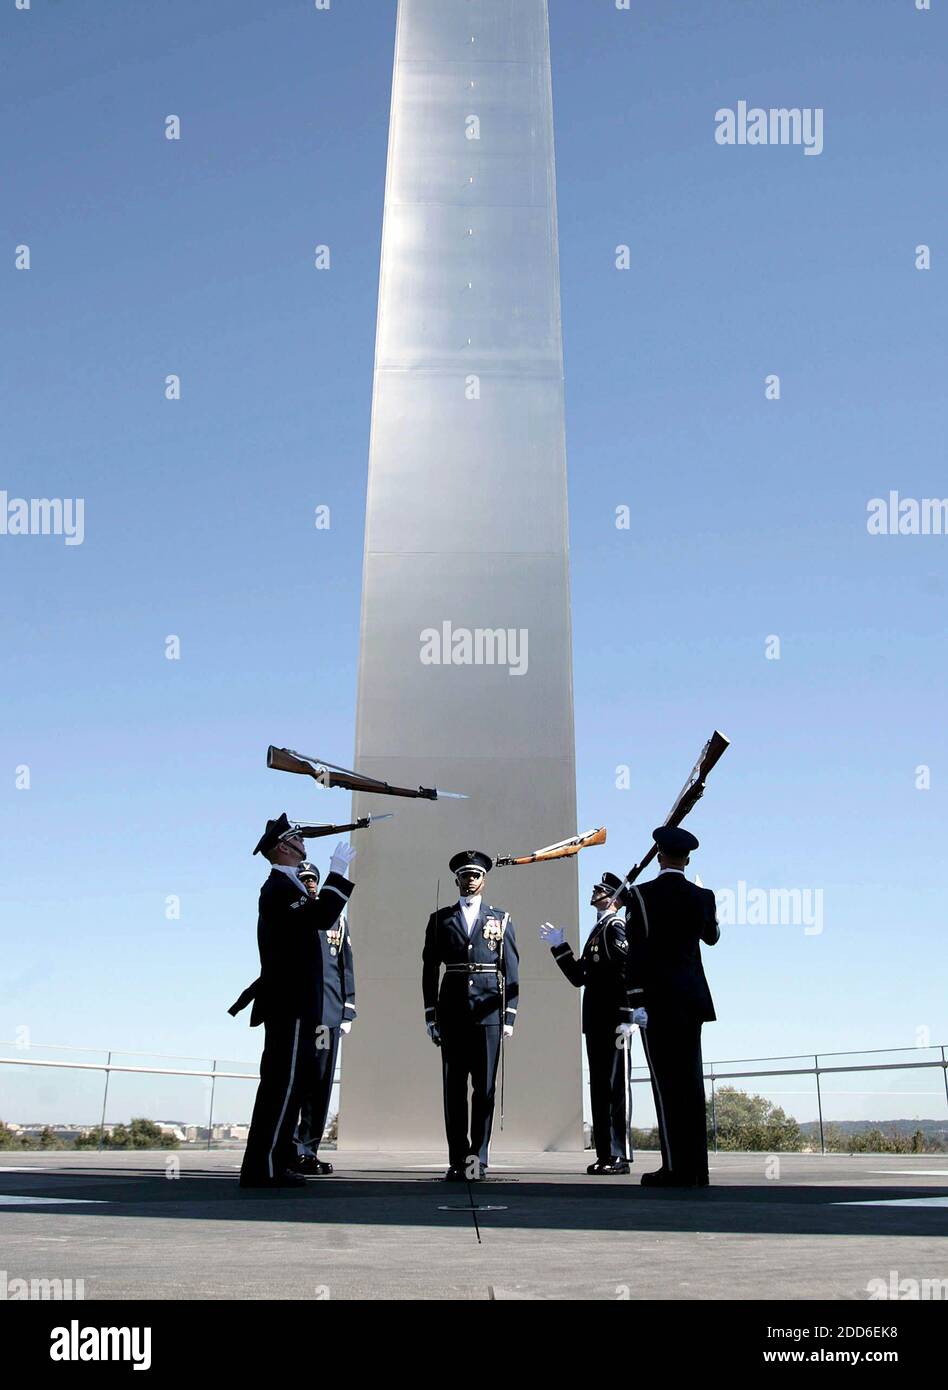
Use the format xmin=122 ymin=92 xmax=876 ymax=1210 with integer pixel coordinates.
xmin=459 ymin=894 xmax=482 ymax=935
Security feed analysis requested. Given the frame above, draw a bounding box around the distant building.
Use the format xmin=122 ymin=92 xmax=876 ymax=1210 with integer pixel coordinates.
xmin=154 ymin=1122 xmax=187 ymax=1143
xmin=19 ymin=1125 xmax=84 ymax=1143
xmin=179 ymin=1122 xmax=249 ymax=1145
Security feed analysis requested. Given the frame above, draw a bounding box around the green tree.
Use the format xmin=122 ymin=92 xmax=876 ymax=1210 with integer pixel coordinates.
xmin=35 ymin=1126 xmax=65 ymax=1150
xmin=630 ymin=1126 xmax=661 ymax=1151
xmin=708 ymin=1086 xmax=802 ymax=1151
xmin=72 ymin=1118 xmax=177 ymax=1150
xmin=74 ymin=1127 xmax=104 ymax=1149
xmin=824 ymin=1125 xmax=937 ymax=1155
xmin=127 ymin=1117 xmax=178 ymax=1149
xmin=0 ymin=1120 xmax=33 ymax=1151
xmin=108 ymin=1123 xmax=130 ymax=1149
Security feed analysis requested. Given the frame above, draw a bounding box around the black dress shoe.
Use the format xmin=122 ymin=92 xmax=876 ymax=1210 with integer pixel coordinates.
xmin=297 ymin=1155 xmax=334 ymax=1176
xmin=641 ymin=1169 xmax=701 ymax=1188
xmin=595 ymin=1158 xmax=630 ymax=1175
xmin=587 ymin=1159 xmax=605 ymax=1174
xmin=444 ymin=1166 xmax=466 ymax=1182
xmin=239 ymin=1169 xmax=308 ymax=1189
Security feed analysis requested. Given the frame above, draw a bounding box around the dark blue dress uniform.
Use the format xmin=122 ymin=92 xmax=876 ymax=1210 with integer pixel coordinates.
xmin=422 ymin=899 xmax=519 ymax=1170
xmin=551 ymin=906 xmax=634 ymax=1164
xmin=233 ymin=819 xmax=354 ymax=1187
xmin=624 ymin=831 xmax=719 ymax=1186
xmin=296 ymin=913 xmax=356 ymax=1158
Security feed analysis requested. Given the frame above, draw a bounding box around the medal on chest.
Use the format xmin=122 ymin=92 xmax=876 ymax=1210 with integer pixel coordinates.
xmin=482 ymin=916 xmax=504 ymax=952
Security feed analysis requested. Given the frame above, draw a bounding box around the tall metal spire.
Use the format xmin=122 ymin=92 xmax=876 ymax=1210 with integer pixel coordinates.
xmin=342 ymin=0 xmax=581 ymax=1152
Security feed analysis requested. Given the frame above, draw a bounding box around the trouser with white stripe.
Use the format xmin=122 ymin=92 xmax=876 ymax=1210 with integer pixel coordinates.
xmin=586 ymin=1025 xmax=632 ymax=1162
xmin=241 ymin=1017 xmax=314 ymax=1182
xmin=641 ymin=1018 xmax=708 ymax=1180
xmin=296 ymin=1025 xmax=340 ymax=1156
xmin=440 ymin=1023 xmax=501 ymax=1169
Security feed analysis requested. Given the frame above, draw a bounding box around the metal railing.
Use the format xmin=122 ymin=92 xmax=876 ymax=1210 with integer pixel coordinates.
xmin=629 ymin=1043 xmax=948 ymax=1154
xmin=2 ymin=1041 xmax=946 ymax=1155
xmin=0 ymin=1042 xmax=340 ymax=1151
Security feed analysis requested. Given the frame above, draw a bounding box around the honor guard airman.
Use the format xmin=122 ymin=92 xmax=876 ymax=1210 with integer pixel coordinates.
xmin=540 ymin=872 xmax=638 ymax=1174
xmin=422 ymin=850 xmax=519 ymax=1181
xmin=233 ymin=814 xmax=356 ymax=1189
xmin=290 ymin=860 xmax=356 ymax=1175
xmin=623 ymin=827 xmax=720 ymax=1188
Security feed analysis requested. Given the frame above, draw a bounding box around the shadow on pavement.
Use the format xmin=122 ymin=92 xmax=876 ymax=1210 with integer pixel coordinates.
xmin=0 ymin=1167 xmax=944 ymax=1238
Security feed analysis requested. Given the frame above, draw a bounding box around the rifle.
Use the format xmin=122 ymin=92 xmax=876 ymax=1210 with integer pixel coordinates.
xmin=608 ymin=730 xmax=730 ymax=906
xmin=285 ymin=815 xmax=393 ymax=840
xmin=495 ymin=827 xmax=606 ymax=867
xmin=267 ymin=746 xmax=467 ymax=801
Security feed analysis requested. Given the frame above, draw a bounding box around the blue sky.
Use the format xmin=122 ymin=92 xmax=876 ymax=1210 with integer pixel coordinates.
xmin=1 ymin=1 xmax=946 ymax=1126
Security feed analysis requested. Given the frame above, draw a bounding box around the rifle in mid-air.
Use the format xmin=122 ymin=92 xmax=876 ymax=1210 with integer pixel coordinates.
xmin=267 ymin=746 xmax=468 ymax=801
xmin=285 ymin=815 xmax=393 ymax=840
xmin=495 ymin=827 xmax=606 ymax=867
xmin=607 ymin=730 xmax=730 ymax=906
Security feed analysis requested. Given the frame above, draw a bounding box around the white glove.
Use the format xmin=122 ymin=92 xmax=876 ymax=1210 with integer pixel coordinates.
xmin=340 ymin=1021 xmax=352 ymax=1035
xmin=329 ymin=842 xmax=357 ymax=878
xmin=538 ymin=921 xmax=566 ymax=948
xmin=617 ymin=1022 xmax=635 ymax=1040
xmin=426 ymin=1022 xmax=441 ymax=1047
xmin=503 ymin=1024 xmax=514 ymax=1039
xmin=632 ymin=1007 xmax=648 ymax=1028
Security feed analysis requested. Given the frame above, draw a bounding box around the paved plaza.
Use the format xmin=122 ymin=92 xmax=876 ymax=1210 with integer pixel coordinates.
xmin=1 ymin=1149 xmax=945 ymax=1300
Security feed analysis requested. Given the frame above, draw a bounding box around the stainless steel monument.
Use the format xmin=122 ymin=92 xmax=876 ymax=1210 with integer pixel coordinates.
xmin=342 ymin=0 xmax=582 ymax=1152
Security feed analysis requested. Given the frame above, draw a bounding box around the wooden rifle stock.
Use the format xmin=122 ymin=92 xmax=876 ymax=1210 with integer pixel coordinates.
xmin=611 ymin=730 xmax=730 ymax=903
xmin=267 ymin=746 xmax=448 ymax=800
xmin=267 ymin=745 xmax=324 ymax=781
xmin=496 ymin=827 xmax=606 ymax=867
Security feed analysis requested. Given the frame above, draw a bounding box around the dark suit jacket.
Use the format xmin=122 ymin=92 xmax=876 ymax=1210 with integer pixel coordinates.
xmin=317 ymin=915 xmax=356 ymax=1030
xmin=551 ymin=910 xmax=633 ymax=1034
xmin=422 ymin=902 xmax=519 ymax=1030
xmin=228 ymin=868 xmax=353 ymax=1027
xmin=624 ymin=871 xmax=719 ymax=1024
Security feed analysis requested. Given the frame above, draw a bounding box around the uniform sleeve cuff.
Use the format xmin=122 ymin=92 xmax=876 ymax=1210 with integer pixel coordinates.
xmin=321 ymin=871 xmax=354 ymax=901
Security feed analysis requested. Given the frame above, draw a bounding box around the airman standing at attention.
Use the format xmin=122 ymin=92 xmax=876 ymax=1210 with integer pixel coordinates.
xmin=422 ymin=851 xmax=519 ymax=1181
